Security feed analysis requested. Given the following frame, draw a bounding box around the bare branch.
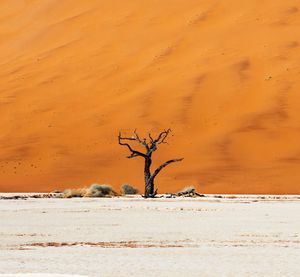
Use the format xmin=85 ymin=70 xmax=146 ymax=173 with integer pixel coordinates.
xmin=147 ymin=129 xmax=172 ymax=155
xmin=127 ymin=152 xmax=140 ymax=159
xmin=118 ymin=132 xmax=148 ymax=159
xmin=119 ymin=129 xmax=171 ymax=156
xmin=148 ymin=158 xmax=184 ymax=184
xmin=153 ymin=129 xmax=171 ymax=144
xmin=134 ymin=129 xmax=149 ymax=150
xmin=148 ymin=133 xmax=154 ymax=143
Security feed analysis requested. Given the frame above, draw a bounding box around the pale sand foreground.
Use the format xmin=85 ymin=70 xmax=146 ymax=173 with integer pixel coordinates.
xmin=0 ymin=196 xmax=299 ymax=277
xmin=0 ymin=275 xmax=88 ymax=277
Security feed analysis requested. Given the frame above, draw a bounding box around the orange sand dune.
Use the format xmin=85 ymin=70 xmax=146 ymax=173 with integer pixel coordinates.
xmin=1 ymin=0 xmax=300 ymax=193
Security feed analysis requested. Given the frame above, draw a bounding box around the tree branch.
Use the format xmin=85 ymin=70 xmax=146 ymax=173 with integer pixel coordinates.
xmin=148 ymin=133 xmax=154 ymax=143
xmin=153 ymin=129 xmax=171 ymax=144
xmin=118 ymin=132 xmax=148 ymax=158
xmin=147 ymin=129 xmax=172 ymax=155
xmin=134 ymin=129 xmax=149 ymax=151
xmin=148 ymin=158 xmax=184 ymax=184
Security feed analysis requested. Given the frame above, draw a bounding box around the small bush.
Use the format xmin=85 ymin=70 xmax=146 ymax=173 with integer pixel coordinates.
xmin=63 ymin=188 xmax=87 ymax=198
xmin=61 ymin=184 xmax=117 ymax=198
xmin=84 ymin=184 xmax=116 ymax=197
xmin=120 ymin=184 xmax=139 ymax=195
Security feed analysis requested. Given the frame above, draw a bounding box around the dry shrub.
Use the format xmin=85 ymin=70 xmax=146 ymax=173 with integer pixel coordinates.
xmin=62 ymin=184 xmax=117 ymax=198
xmin=120 ymin=184 xmax=139 ymax=195
xmin=84 ymin=184 xmax=117 ymax=197
xmin=63 ymin=188 xmax=87 ymax=198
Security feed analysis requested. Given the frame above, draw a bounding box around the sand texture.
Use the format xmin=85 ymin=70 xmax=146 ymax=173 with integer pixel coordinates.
xmin=0 ymin=196 xmax=299 ymax=276
xmin=1 ymin=1 xmax=300 ymax=193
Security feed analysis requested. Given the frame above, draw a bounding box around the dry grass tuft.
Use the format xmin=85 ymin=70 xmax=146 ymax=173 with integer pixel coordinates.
xmin=120 ymin=184 xmax=139 ymax=195
xmin=63 ymin=188 xmax=87 ymax=198
xmin=62 ymin=184 xmax=117 ymax=198
xmin=84 ymin=184 xmax=117 ymax=197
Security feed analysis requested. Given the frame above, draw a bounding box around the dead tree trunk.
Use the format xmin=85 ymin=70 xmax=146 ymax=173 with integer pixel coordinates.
xmin=118 ymin=129 xmax=183 ymax=198
xmin=144 ymin=157 xmax=153 ymax=195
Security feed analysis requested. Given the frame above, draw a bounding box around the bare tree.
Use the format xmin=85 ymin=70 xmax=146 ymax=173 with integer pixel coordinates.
xmin=118 ymin=129 xmax=183 ymax=198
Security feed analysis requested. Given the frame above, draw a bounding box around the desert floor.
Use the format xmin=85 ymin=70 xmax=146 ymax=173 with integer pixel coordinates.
xmin=0 ymin=195 xmax=299 ymax=277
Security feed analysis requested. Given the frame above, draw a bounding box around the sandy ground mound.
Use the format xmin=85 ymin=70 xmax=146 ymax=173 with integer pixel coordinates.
xmin=1 ymin=1 xmax=300 ymax=193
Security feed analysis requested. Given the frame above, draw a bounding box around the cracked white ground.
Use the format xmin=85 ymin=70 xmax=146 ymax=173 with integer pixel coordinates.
xmin=0 ymin=195 xmax=299 ymax=277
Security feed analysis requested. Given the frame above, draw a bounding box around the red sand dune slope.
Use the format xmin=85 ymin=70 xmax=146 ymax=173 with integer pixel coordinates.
xmin=1 ymin=0 xmax=300 ymax=193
